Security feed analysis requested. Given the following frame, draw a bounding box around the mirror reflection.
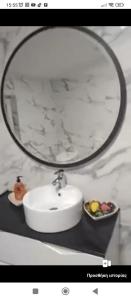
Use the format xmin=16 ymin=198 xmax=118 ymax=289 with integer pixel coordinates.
xmin=2 ymin=27 xmax=123 ymax=166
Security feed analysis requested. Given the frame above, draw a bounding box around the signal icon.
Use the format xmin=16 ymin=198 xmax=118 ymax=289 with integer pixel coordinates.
xmin=101 ymin=3 xmax=107 ymax=7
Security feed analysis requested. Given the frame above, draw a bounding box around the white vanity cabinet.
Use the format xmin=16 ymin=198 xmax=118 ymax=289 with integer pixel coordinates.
xmin=0 ymin=215 xmax=120 ymax=265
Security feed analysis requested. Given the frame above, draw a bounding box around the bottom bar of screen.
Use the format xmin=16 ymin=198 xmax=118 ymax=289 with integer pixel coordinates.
xmin=0 ymin=283 xmax=130 ymax=299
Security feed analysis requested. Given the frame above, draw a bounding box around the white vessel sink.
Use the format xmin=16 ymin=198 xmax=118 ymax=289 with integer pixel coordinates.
xmin=23 ymin=185 xmax=83 ymax=233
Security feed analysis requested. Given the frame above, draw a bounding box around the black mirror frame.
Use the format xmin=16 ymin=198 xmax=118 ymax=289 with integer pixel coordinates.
xmin=0 ymin=26 xmax=127 ymax=169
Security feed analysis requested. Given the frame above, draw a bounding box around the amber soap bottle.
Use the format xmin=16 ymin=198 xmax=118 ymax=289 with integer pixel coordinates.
xmin=14 ymin=176 xmax=27 ymax=201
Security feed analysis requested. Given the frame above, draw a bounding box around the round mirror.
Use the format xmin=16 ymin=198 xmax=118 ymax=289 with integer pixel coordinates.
xmin=1 ymin=26 xmax=126 ymax=168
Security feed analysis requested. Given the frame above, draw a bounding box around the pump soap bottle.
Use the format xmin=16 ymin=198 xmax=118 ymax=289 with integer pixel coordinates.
xmin=14 ymin=176 xmax=27 ymax=201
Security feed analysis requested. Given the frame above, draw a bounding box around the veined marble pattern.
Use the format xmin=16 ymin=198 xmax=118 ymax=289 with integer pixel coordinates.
xmin=3 ymin=26 xmax=121 ymax=164
xmin=4 ymin=62 xmax=120 ymax=163
xmin=0 ymin=26 xmax=131 ymax=264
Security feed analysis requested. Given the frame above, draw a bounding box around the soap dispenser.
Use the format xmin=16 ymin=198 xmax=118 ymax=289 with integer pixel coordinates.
xmin=14 ymin=176 xmax=27 ymax=201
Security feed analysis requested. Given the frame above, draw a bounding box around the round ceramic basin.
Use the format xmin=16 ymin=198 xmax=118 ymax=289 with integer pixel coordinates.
xmin=23 ymin=185 xmax=83 ymax=233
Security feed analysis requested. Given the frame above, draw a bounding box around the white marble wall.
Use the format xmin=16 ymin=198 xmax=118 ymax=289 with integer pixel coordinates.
xmin=4 ymin=56 xmax=120 ymax=163
xmin=0 ymin=26 xmax=131 ymax=264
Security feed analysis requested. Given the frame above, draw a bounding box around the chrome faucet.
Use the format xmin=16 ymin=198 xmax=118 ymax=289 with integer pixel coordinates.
xmin=52 ymin=169 xmax=67 ymax=192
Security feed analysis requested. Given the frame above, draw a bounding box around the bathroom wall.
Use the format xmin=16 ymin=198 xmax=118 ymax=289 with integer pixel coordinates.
xmin=0 ymin=26 xmax=131 ymax=264
xmin=4 ymin=56 xmax=120 ymax=163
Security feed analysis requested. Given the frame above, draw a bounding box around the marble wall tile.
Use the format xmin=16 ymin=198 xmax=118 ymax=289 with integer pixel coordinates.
xmin=4 ymin=62 xmax=120 ymax=163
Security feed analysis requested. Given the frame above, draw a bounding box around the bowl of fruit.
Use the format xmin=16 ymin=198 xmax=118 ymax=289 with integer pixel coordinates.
xmin=83 ymin=200 xmax=119 ymax=220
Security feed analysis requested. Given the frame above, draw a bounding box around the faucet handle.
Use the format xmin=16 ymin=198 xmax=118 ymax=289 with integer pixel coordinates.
xmin=54 ymin=169 xmax=64 ymax=177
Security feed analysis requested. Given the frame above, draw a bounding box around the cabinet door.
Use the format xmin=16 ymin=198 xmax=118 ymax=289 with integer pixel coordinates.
xmin=0 ymin=231 xmax=102 ymax=265
xmin=0 ymin=261 xmax=9 ymax=265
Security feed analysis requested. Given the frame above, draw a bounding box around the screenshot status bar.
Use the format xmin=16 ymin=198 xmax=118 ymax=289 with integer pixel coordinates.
xmin=0 ymin=0 xmax=130 ymax=9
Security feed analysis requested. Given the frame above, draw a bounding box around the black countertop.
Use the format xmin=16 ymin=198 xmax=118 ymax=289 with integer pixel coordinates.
xmin=0 ymin=191 xmax=119 ymax=257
